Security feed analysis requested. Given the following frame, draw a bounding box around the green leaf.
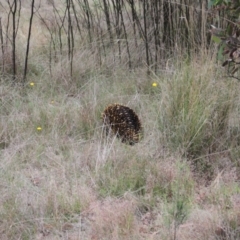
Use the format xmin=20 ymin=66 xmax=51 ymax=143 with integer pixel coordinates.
xmin=208 ymin=0 xmax=213 ymax=8
xmin=211 ymin=35 xmax=222 ymax=44
xmin=217 ymin=44 xmax=225 ymax=60
xmin=208 ymin=0 xmax=223 ymax=8
xmin=215 ymin=0 xmax=224 ymax=5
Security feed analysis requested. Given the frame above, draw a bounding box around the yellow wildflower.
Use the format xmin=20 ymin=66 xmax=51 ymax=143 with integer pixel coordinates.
xmin=30 ymin=82 xmax=35 ymax=86
xmin=37 ymin=127 xmax=42 ymax=131
xmin=152 ymin=82 xmax=157 ymax=87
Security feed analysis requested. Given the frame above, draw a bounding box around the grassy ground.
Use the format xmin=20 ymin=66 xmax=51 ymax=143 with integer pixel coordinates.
xmin=1 ymin=2 xmax=240 ymax=240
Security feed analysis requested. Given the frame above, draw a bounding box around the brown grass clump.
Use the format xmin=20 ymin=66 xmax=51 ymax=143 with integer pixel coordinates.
xmin=86 ymin=197 xmax=138 ymax=239
xmin=102 ymin=103 xmax=142 ymax=145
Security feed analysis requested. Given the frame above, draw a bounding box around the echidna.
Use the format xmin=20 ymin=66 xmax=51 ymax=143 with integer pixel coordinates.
xmin=102 ymin=103 xmax=142 ymax=145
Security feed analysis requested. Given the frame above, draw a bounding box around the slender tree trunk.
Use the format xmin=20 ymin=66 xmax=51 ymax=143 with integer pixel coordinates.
xmin=23 ymin=0 xmax=35 ymax=83
xmin=143 ymin=0 xmax=150 ymax=74
xmin=12 ymin=0 xmax=17 ymax=82
xmin=0 ymin=17 xmax=5 ymax=73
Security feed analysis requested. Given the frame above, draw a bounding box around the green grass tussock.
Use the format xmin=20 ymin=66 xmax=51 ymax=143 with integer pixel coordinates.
xmin=158 ymin=62 xmax=237 ymax=158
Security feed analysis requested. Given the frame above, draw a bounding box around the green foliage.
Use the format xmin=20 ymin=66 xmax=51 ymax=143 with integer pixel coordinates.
xmin=162 ymin=161 xmax=194 ymax=239
xmin=211 ymin=35 xmax=222 ymax=44
xmin=209 ymin=0 xmax=240 ymax=76
xmin=166 ymin=197 xmax=189 ymax=237
xmin=210 ymin=0 xmax=235 ymax=6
